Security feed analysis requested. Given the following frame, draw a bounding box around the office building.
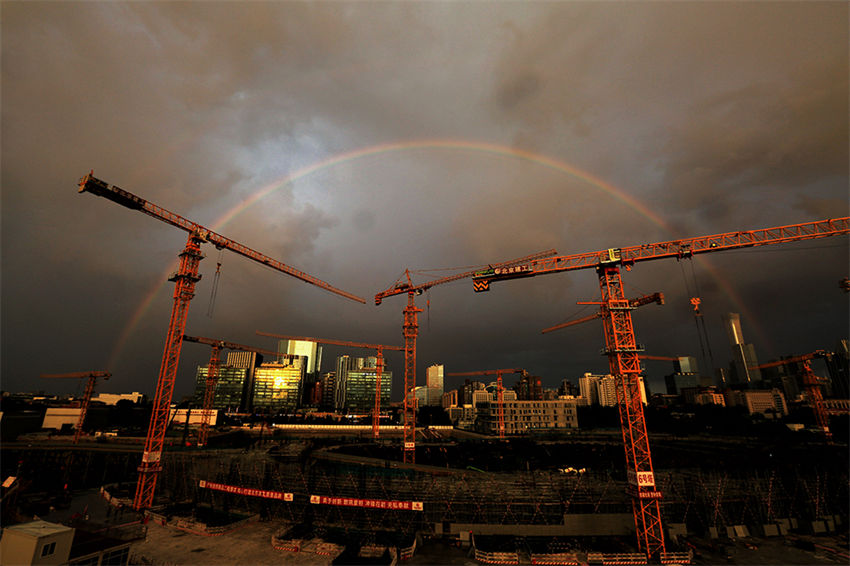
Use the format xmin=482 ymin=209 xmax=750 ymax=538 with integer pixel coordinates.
xmin=278 ymin=339 xmax=322 ymax=375
xmin=426 ymin=364 xmax=444 ymax=393
xmin=414 ymin=386 xmax=442 ymax=407
xmin=335 ymin=355 xmax=391 ymax=414
xmin=320 ymin=372 xmax=336 ymax=410
xmin=723 ymin=313 xmax=761 ymax=387
xmin=726 ymin=388 xmax=788 ymax=416
xmin=193 ymin=365 xmax=250 ymax=412
xmin=252 ymin=357 xmax=306 ymax=413
xmin=192 ymin=351 xmax=262 ymax=412
xmin=476 ymin=399 xmax=579 ymax=435
xmin=665 ymin=372 xmax=701 ymax=396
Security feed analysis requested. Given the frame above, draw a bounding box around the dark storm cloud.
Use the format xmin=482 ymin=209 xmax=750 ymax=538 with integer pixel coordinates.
xmin=2 ymin=2 xmax=847 ymax=400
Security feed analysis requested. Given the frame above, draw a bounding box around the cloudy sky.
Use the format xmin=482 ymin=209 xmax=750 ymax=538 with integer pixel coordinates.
xmin=2 ymin=1 xmax=847 ymax=400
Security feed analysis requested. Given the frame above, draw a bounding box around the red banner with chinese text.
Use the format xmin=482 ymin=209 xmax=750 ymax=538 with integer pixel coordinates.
xmin=309 ymin=494 xmax=423 ymax=511
xmin=199 ymin=480 xmax=293 ymax=501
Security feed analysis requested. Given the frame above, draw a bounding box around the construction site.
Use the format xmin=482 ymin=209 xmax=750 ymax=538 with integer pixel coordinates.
xmin=2 ymin=173 xmax=847 ymax=565
xmin=3 ymin=427 xmax=848 ymax=565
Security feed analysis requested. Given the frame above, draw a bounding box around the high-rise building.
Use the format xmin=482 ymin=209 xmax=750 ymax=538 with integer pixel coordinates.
xmin=193 ymin=365 xmax=250 ymax=412
xmin=252 ymin=357 xmax=306 ymax=413
xmin=579 ymin=373 xmax=603 ymax=405
xmin=334 ymin=355 xmax=391 ymax=414
xmin=426 ymin=364 xmax=444 ymax=393
xmin=722 ymin=313 xmax=761 ymax=387
xmin=514 ymin=373 xmax=543 ymax=400
xmin=579 ymin=372 xmax=647 ymax=406
xmin=278 ymin=339 xmax=322 ymax=375
xmin=320 ymin=372 xmax=336 ymax=410
xmin=459 ymin=379 xmax=486 ymax=405
xmin=192 ymin=351 xmax=263 ymax=412
xmin=596 ymin=376 xmax=618 ymax=407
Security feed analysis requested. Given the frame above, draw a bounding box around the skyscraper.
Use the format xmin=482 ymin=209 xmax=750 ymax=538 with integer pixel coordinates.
xmin=192 ymin=365 xmax=250 ymax=412
xmin=334 ymin=355 xmax=391 ymax=414
xmin=252 ymin=357 xmax=306 ymax=413
xmin=722 ymin=313 xmax=761 ymax=387
xmin=193 ymin=351 xmax=263 ymax=413
xmin=426 ymin=364 xmax=444 ymax=393
xmin=277 ymin=339 xmax=322 ymax=375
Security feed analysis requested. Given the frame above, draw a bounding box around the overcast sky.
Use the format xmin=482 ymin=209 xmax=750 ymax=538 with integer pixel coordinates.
xmin=2 ymin=1 xmax=847 ymax=400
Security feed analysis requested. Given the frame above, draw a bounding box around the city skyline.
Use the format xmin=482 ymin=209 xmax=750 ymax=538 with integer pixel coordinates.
xmin=2 ymin=2 xmax=848 ymax=402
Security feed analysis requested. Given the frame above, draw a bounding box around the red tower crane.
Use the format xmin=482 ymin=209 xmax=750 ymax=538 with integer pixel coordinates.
xmin=181 ymin=335 xmax=296 ymax=447
xmin=472 ymin=217 xmax=849 ymax=562
xmin=40 ymin=371 xmax=111 ymax=444
xmin=541 ymin=292 xmax=665 ymax=334
xmin=256 ymin=331 xmax=405 ymax=439
xmin=374 ymin=249 xmax=557 ymax=464
xmin=78 ymin=172 xmax=365 ymax=511
xmin=445 ymin=368 xmax=525 ymax=440
xmin=752 ymin=350 xmax=834 ymax=440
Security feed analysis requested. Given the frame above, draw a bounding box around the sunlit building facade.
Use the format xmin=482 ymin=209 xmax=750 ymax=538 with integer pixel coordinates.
xmin=252 ymin=358 xmax=306 ymax=413
xmin=475 ymin=399 xmax=579 ymax=435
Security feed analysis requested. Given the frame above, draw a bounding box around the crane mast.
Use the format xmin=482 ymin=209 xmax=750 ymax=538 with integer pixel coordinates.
xmin=542 ymin=292 xmax=664 ymax=334
xmin=182 ymin=335 xmax=292 ymax=447
xmin=78 ymin=172 xmax=365 ymax=511
xmin=40 ymin=371 xmax=111 ymax=444
xmin=753 ymin=350 xmax=833 ymax=440
xmin=471 ymin=217 xmax=849 ymax=563
xmin=375 ymin=249 xmax=557 ymax=463
xmin=256 ymin=331 xmax=404 ymax=439
xmin=445 ymin=368 xmax=525 ymax=440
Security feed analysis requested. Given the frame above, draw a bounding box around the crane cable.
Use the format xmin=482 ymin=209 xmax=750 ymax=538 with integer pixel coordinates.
xmin=679 ymin=258 xmax=715 ymax=374
xmin=207 ymin=249 xmax=224 ymax=318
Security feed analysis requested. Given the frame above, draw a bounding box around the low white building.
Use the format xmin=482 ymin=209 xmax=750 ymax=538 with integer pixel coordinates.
xmin=169 ymin=408 xmax=217 ymax=426
xmin=91 ymin=392 xmax=144 ymax=405
xmin=42 ymin=408 xmax=82 ymax=430
xmin=475 ymin=399 xmax=579 ymax=435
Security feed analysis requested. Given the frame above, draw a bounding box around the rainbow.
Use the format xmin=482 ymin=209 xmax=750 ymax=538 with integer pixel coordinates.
xmin=105 ymin=139 xmax=766 ymax=370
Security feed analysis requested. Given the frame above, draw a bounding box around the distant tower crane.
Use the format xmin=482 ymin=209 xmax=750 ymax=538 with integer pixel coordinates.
xmin=374 ymin=249 xmax=557 ymax=464
xmin=256 ymin=331 xmax=405 ymax=439
xmin=181 ymin=335 xmax=296 ymax=447
xmin=40 ymin=371 xmax=111 ymax=444
xmin=541 ymin=292 xmax=664 ymax=334
xmin=78 ymin=172 xmax=365 ymax=511
xmin=445 ymin=368 xmax=525 ymax=440
xmin=471 ymin=217 xmax=849 ymax=563
xmin=752 ymin=350 xmax=834 ymax=440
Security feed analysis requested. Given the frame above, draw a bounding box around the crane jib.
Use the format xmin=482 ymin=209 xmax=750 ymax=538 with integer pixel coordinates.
xmin=472 ymin=217 xmax=850 ymax=287
xmin=78 ymin=172 xmax=366 ymax=304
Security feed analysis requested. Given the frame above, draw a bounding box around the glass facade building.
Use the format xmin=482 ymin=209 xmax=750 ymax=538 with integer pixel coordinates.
xmin=335 ymin=355 xmax=391 ymax=414
xmin=192 ymin=366 xmax=250 ymax=412
xmin=252 ymin=359 xmax=305 ymax=413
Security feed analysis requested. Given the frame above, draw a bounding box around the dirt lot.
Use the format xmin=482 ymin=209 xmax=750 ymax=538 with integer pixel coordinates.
xmin=130 ymin=521 xmax=334 ymax=566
